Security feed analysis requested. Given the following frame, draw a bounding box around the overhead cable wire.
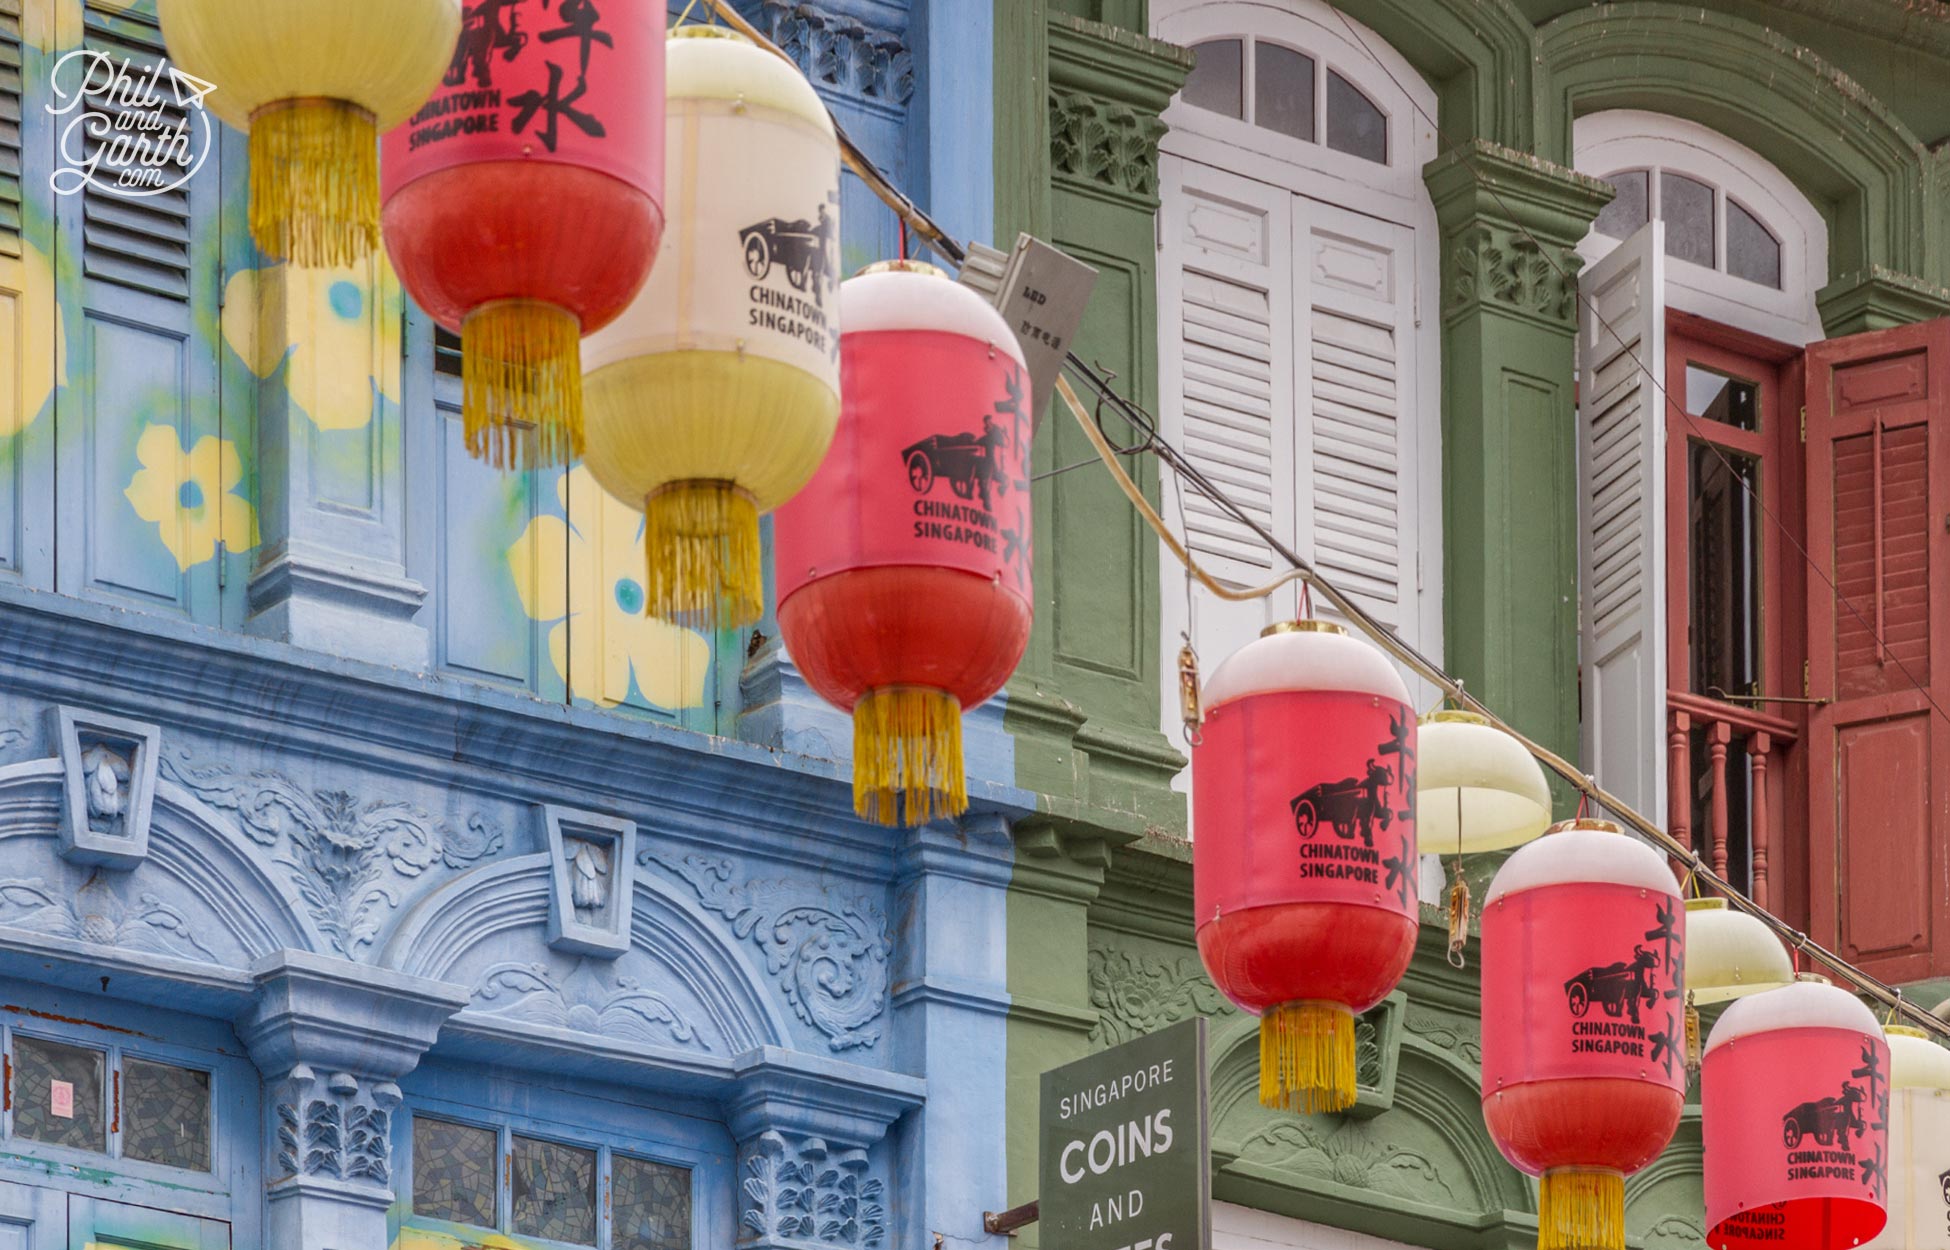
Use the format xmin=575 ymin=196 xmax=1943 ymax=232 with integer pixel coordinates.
xmin=699 ymin=0 xmax=1950 ymax=1042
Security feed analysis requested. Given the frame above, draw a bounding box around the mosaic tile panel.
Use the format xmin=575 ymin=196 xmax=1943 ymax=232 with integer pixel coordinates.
xmin=413 ymin=1116 xmax=499 ymax=1228
xmin=615 ymin=1155 xmax=692 ymax=1250
xmin=12 ymin=1035 xmax=105 ymax=1153
xmin=511 ymin=1134 xmax=597 ymax=1246
xmin=121 ymin=1057 xmax=212 ymax=1171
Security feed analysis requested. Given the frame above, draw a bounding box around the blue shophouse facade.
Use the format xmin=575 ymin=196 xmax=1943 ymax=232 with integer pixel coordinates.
xmin=0 ymin=3 xmax=1012 ymax=1248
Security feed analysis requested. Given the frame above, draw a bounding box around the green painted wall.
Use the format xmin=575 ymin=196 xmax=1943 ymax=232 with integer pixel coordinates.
xmin=999 ymin=2 xmax=1950 ymax=1247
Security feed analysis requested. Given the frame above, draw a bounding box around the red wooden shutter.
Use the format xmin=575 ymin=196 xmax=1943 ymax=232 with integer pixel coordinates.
xmin=1803 ymin=319 xmax=1950 ymax=983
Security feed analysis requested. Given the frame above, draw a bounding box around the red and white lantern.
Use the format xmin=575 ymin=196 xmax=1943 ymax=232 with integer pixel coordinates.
xmin=1704 ymin=980 xmax=1890 ymax=1250
xmin=1481 ymin=819 xmax=1687 ymax=1250
xmin=774 ymin=260 xmax=1033 ymax=826
xmin=1193 ymin=621 xmax=1418 ymax=1114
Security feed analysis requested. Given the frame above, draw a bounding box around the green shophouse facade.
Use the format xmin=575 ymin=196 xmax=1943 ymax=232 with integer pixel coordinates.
xmin=995 ymin=2 xmax=1950 ymax=1246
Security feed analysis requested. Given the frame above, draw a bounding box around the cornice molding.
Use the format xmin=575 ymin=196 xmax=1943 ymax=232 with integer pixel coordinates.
xmin=1045 ymin=14 xmax=1193 ymax=115
xmin=1818 ymin=266 xmax=1950 ymax=337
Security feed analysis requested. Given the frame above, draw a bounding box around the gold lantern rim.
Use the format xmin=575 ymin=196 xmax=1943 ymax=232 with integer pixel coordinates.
xmin=1260 ymin=619 xmax=1348 ymax=638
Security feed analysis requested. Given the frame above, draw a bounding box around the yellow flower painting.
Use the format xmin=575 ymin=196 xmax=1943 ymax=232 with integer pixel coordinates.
xmin=221 ymin=258 xmax=402 ymax=432
xmin=508 ymin=467 xmax=711 ymax=710
xmin=123 ymin=425 xmax=258 ymax=571
xmin=4 ymin=241 xmax=67 ymax=437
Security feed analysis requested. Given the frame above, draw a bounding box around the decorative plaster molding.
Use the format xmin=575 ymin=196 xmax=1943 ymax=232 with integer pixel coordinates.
xmin=1640 ymin=1214 xmax=1707 ymax=1248
xmin=0 ymin=870 xmax=216 ymax=963
xmin=52 ymin=705 xmax=162 ymax=868
xmin=541 ymin=805 xmax=637 ymax=958
xmin=470 ymin=960 xmax=703 ymax=1050
xmin=1447 ymin=222 xmax=1581 ymax=326
xmin=1048 ymin=88 xmax=1168 ymax=201
xmin=274 ymin=1063 xmax=399 ymax=1185
xmin=739 ymin=1130 xmax=888 ymax=1250
xmin=1236 ymin=1118 xmax=1458 ymax=1208
xmin=160 ymin=751 xmax=503 ymax=957
xmin=752 ymin=1 xmax=913 ymax=107
xmin=1086 ymin=947 xmax=1228 ymax=1048
xmin=1403 ymin=1007 xmax=1482 ymax=1067
xmin=641 ymin=847 xmax=890 ymax=1051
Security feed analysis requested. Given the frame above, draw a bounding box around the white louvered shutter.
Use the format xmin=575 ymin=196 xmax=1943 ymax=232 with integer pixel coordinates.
xmin=1577 ymin=221 xmax=1668 ymax=823
xmin=1157 ymin=155 xmax=1296 ymax=674
xmin=1295 ymin=199 xmax=1421 ymax=646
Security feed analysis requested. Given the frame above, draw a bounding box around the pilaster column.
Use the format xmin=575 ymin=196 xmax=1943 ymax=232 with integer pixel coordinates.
xmin=226 ymin=258 xmax=429 ymax=666
xmin=887 ymin=815 xmax=1016 ymax=1250
xmin=236 ymin=950 xmax=469 ymax=1250
xmin=727 ymin=1059 xmax=922 ymax=1250
xmin=1425 ymin=141 xmax=1612 ymax=783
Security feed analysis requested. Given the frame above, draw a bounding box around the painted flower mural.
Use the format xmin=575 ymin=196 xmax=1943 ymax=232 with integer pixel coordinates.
xmin=508 ymin=467 xmax=710 ymax=710
xmin=6 ymin=241 xmax=66 ymax=436
xmin=124 ymin=425 xmax=258 ymax=570
xmin=222 ymin=259 xmax=402 ymax=432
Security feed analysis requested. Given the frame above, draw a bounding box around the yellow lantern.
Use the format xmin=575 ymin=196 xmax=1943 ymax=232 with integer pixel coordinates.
xmin=1864 ymin=1026 xmax=1950 ymax=1250
xmin=581 ymin=28 xmax=841 ymax=629
xmin=1417 ymin=710 xmax=1553 ymax=853
xmin=162 ymin=0 xmax=461 ymax=267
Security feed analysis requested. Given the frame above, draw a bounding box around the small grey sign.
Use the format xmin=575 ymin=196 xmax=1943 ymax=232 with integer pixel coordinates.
xmin=992 ymin=234 xmax=1097 ymax=429
xmin=1040 ymin=1018 xmax=1210 ymax=1250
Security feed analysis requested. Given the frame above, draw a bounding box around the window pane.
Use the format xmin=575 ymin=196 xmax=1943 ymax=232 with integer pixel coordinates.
xmin=1688 ymin=442 xmax=1763 ymax=700
xmin=1593 ymin=169 xmax=1649 ymax=240
xmin=1686 ymin=365 xmax=1759 ymax=432
xmin=1726 ymin=198 xmax=1782 ymax=288
xmin=511 ymin=1135 xmax=597 ymax=1246
xmin=414 ymin=1117 xmax=499 ymax=1229
xmin=1182 ymin=40 xmax=1242 ymax=119
xmin=1661 ymin=172 xmax=1716 ymax=268
xmin=1325 ymin=69 xmax=1386 ymax=163
xmin=1253 ymin=42 xmax=1314 ymax=141
xmin=615 ymin=1156 xmax=693 ymax=1250
xmin=121 ymin=1058 xmax=211 ymax=1171
xmin=12 ymin=1036 xmax=105 ymax=1152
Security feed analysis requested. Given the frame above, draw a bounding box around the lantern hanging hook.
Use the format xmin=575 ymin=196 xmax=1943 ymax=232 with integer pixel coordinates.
xmin=1445 ymin=787 xmax=1469 ymax=969
xmin=1177 ymin=632 xmax=1203 ymax=748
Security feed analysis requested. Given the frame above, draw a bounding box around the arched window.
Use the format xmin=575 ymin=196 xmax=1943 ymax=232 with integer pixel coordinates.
xmin=1152 ymin=2 xmax=1443 ymax=838
xmin=1178 ymin=35 xmax=1389 ymax=164
xmin=1575 ymin=110 xmax=1827 ymax=345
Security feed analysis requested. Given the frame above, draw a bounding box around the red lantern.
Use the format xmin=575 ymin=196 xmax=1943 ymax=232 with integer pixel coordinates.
xmin=1481 ymin=819 xmax=1686 ymax=1250
xmin=382 ymin=2 xmax=664 ymax=468
xmin=1704 ymin=979 xmax=1889 ymax=1249
xmin=773 ymin=261 xmax=1032 ymax=827
xmin=1192 ymin=621 xmax=1418 ymax=1114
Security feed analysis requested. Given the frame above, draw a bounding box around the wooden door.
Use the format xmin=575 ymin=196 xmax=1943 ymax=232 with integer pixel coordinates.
xmin=1803 ymin=318 xmax=1950 ymax=983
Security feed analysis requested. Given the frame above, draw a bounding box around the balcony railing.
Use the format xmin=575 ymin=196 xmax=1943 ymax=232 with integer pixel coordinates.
xmin=1666 ymin=691 xmax=1799 ymax=908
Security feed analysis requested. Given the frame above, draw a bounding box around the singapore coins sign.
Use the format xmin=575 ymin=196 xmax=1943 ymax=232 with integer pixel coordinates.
xmin=1041 ymin=1018 xmax=1210 ymax=1250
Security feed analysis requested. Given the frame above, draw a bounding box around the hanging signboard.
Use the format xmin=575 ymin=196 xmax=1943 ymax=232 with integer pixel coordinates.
xmin=1040 ymin=1018 xmax=1210 ymax=1250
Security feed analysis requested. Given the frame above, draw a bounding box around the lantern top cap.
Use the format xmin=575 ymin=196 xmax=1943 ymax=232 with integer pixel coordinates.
xmin=1705 ymin=979 xmax=1881 ymax=1056
xmin=1685 ymin=897 xmax=1727 ymax=913
xmin=1422 ymin=708 xmax=1486 ymax=726
xmin=1201 ymin=618 xmax=1411 ymax=709
xmin=1887 ymin=1025 xmax=1928 ymax=1039
xmin=1888 ymin=1025 xmax=1950 ymax=1089
xmin=1414 ymin=712 xmax=1552 ymax=852
xmin=1261 ymin=619 xmax=1346 ymax=638
xmin=1483 ymin=820 xmax=1676 ymax=905
xmin=670 ymin=25 xmax=749 ymax=42
xmin=1685 ymin=897 xmax=1794 ymax=1004
xmin=858 ymin=260 xmax=945 ymax=279
xmin=1545 ymin=816 xmax=1620 ymax=835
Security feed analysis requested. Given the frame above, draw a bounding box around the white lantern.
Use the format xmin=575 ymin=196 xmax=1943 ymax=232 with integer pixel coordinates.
xmin=1416 ymin=710 xmax=1553 ymax=853
xmin=1863 ymin=1026 xmax=1950 ymax=1250
xmin=1685 ymin=898 xmax=1795 ymax=1004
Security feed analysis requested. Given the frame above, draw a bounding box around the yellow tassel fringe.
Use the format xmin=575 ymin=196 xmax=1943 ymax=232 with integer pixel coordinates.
xmin=461 ymin=301 xmax=583 ymax=470
xmin=1538 ymin=1168 xmax=1625 ymax=1250
xmin=852 ymin=686 xmax=966 ymax=827
xmin=643 ymin=482 xmax=763 ymax=629
xmin=1260 ymin=1000 xmax=1357 ymax=1115
xmin=249 ymin=98 xmax=379 ymax=268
